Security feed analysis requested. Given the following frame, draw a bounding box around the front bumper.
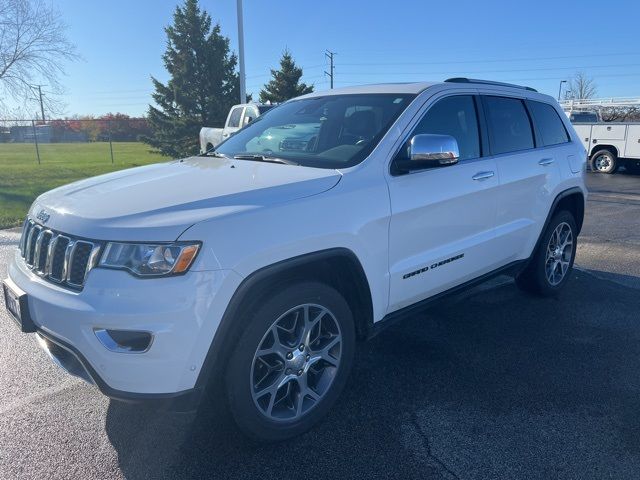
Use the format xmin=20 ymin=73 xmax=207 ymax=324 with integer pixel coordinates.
xmin=7 ymin=249 xmax=243 ymax=403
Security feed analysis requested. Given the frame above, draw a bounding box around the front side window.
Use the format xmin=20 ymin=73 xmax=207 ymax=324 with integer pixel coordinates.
xmin=408 ymin=95 xmax=480 ymax=161
xmin=227 ymin=107 xmax=244 ymax=128
xmin=215 ymin=94 xmax=415 ymax=169
xmin=528 ymin=101 xmax=570 ymax=146
xmin=484 ymin=96 xmax=534 ymax=155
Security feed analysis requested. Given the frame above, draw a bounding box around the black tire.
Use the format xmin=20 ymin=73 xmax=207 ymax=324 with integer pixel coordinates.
xmin=516 ymin=210 xmax=577 ymax=297
xmin=225 ymin=281 xmax=355 ymax=441
xmin=590 ymin=149 xmax=618 ymax=174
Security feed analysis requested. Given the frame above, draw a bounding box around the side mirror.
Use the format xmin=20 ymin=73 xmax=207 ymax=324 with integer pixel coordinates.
xmin=243 ymin=116 xmax=254 ymax=126
xmin=394 ymin=134 xmax=460 ymax=173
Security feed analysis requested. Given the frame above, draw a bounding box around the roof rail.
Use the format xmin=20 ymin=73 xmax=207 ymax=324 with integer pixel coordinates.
xmin=444 ymin=78 xmax=538 ymax=92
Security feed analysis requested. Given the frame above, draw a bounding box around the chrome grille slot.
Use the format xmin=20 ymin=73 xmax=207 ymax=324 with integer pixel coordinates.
xmin=48 ymin=236 xmax=70 ymax=283
xmin=34 ymin=230 xmax=53 ymax=273
xmin=68 ymin=242 xmax=94 ymax=287
xmin=25 ymin=225 xmax=42 ymax=266
xmin=17 ymin=217 xmax=100 ymax=290
xmin=20 ymin=219 xmax=33 ymax=255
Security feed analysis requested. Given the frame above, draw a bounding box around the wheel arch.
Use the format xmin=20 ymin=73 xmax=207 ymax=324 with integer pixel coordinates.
xmin=528 ymin=187 xmax=585 ymax=267
xmin=590 ymin=144 xmax=619 ymax=159
xmin=194 ymin=248 xmax=374 ymax=392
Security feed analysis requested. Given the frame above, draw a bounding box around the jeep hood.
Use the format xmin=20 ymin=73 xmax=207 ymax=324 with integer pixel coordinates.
xmin=30 ymin=156 xmax=341 ymax=241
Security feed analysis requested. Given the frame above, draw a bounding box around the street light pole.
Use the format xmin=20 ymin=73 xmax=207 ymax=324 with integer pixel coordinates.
xmin=558 ymin=80 xmax=567 ymax=101
xmin=236 ymin=0 xmax=246 ymax=104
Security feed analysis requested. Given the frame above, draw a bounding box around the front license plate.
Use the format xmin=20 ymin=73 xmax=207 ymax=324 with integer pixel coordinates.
xmin=2 ymin=279 xmax=36 ymax=333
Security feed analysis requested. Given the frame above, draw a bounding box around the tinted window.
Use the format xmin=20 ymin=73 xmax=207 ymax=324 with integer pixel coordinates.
xmin=227 ymin=107 xmax=243 ymax=128
xmin=528 ymin=101 xmax=569 ymax=146
xmin=411 ymin=95 xmax=480 ymax=161
xmin=570 ymin=112 xmax=598 ymax=123
xmin=485 ymin=96 xmax=534 ymax=154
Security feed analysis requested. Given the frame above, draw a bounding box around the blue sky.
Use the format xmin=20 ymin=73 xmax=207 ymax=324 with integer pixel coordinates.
xmin=30 ymin=0 xmax=640 ymax=117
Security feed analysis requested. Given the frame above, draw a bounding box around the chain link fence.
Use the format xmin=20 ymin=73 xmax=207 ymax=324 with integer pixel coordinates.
xmin=0 ymin=117 xmax=153 ymax=164
xmin=0 ymin=117 xmax=167 ymax=229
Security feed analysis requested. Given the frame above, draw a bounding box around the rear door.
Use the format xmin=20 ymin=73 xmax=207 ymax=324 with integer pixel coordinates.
xmin=483 ymin=95 xmax=565 ymax=263
xmin=386 ymin=94 xmax=502 ymax=312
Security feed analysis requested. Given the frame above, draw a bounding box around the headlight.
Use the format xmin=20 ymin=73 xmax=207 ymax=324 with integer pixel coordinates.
xmin=99 ymin=242 xmax=200 ymax=277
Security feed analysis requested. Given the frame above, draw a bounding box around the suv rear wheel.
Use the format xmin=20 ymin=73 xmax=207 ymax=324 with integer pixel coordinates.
xmin=516 ymin=210 xmax=577 ymax=296
xmin=226 ymin=281 xmax=355 ymax=441
xmin=590 ymin=149 xmax=618 ymax=174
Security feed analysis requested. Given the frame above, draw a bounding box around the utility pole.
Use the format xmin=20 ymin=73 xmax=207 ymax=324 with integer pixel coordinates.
xmin=236 ymin=0 xmax=246 ymax=104
xmin=325 ymin=51 xmax=336 ymax=89
xmin=29 ymin=84 xmax=46 ymax=121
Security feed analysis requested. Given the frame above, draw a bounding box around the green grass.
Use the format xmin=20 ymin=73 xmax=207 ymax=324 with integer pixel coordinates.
xmin=0 ymin=142 xmax=167 ymax=229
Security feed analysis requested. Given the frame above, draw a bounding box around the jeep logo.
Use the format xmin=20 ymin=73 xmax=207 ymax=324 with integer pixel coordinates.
xmin=36 ymin=209 xmax=50 ymax=224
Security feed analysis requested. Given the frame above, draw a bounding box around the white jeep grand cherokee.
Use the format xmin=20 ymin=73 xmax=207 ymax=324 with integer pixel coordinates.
xmin=3 ymin=78 xmax=587 ymax=440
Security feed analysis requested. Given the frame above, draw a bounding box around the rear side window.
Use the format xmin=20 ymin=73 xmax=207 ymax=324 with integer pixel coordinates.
xmin=411 ymin=95 xmax=480 ymax=161
xmin=528 ymin=101 xmax=570 ymax=146
xmin=484 ymin=96 xmax=534 ymax=155
xmin=227 ymin=107 xmax=243 ymax=128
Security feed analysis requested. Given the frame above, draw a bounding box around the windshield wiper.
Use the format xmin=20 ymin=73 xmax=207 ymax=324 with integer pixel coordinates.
xmin=233 ymin=154 xmax=298 ymax=166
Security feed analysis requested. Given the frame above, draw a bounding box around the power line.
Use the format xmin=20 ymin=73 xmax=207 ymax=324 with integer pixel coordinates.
xmin=334 ymin=63 xmax=640 ymax=77
xmin=335 ymin=51 xmax=640 ymax=66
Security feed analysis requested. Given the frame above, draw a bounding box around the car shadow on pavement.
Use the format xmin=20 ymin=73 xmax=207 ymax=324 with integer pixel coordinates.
xmin=105 ymin=269 xmax=640 ymax=480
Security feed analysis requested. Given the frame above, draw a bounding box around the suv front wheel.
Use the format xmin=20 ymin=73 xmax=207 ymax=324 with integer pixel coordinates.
xmin=516 ymin=210 xmax=577 ymax=296
xmin=226 ymin=281 xmax=355 ymax=441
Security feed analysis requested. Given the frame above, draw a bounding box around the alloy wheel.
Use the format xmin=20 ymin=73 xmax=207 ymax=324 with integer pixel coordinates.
xmin=545 ymin=222 xmax=574 ymax=286
xmin=250 ymin=303 xmax=342 ymax=422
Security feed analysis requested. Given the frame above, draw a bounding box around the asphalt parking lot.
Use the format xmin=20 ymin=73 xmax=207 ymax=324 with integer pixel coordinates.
xmin=1 ymin=171 xmax=640 ymax=480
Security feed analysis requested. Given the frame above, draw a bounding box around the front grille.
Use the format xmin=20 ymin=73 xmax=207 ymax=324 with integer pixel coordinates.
xmin=19 ymin=218 xmax=101 ymax=290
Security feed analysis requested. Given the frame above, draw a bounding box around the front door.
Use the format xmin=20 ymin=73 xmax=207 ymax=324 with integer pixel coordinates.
xmin=386 ymin=95 xmax=502 ymax=313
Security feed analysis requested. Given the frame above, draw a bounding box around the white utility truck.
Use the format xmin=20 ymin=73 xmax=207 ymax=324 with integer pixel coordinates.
xmin=561 ymin=97 xmax=640 ymax=174
xmin=572 ymin=122 xmax=640 ymax=174
xmin=199 ymin=103 xmax=275 ymax=153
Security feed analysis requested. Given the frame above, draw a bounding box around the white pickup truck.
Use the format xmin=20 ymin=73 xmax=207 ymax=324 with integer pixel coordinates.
xmin=199 ymin=103 xmax=275 ymax=153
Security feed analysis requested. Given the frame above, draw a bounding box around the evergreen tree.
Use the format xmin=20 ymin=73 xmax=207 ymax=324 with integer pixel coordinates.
xmin=144 ymin=0 xmax=240 ymax=157
xmin=259 ymin=50 xmax=313 ymax=103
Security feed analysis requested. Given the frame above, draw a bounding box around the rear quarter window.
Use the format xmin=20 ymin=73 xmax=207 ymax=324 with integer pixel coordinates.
xmin=484 ymin=96 xmax=534 ymax=155
xmin=528 ymin=101 xmax=570 ymax=146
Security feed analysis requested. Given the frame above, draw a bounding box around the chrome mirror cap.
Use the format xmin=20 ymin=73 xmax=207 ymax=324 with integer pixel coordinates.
xmin=409 ymin=134 xmax=460 ymax=165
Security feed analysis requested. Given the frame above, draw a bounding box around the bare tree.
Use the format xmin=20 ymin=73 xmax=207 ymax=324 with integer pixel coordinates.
xmin=566 ymin=72 xmax=597 ymax=100
xmin=0 ymin=0 xmax=78 ymax=116
xmin=600 ymin=106 xmax=640 ymax=122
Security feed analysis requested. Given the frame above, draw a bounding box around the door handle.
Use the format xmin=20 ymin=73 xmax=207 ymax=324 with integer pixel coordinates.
xmin=472 ymin=171 xmax=495 ymax=181
xmin=538 ymin=158 xmax=554 ymax=166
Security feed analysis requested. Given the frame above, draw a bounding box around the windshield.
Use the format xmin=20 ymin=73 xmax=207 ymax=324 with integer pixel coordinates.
xmin=214 ymin=93 xmax=415 ymax=168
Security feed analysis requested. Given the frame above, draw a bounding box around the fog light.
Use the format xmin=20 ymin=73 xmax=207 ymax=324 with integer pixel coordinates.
xmin=94 ymin=328 xmax=153 ymax=353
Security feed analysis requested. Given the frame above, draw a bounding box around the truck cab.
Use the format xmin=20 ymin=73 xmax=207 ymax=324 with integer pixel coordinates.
xmin=199 ymin=103 xmax=275 ymax=153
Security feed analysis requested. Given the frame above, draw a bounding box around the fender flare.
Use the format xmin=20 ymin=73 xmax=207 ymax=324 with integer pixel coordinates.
xmin=526 ymin=187 xmax=585 ymax=268
xmin=194 ymin=247 xmax=373 ymax=391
